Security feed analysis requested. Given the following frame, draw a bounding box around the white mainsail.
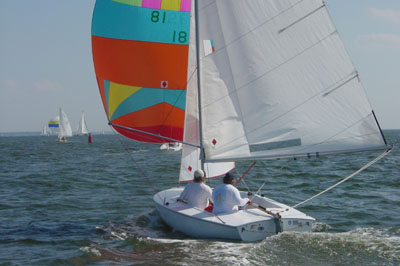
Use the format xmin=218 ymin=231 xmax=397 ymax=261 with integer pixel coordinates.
xmin=76 ymin=112 xmax=89 ymax=135
xmin=58 ymin=108 xmax=73 ymax=139
xmin=196 ymin=0 xmax=388 ymax=163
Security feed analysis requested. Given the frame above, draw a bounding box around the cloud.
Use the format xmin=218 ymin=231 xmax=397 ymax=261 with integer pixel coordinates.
xmin=368 ymin=8 xmax=400 ymax=24
xmin=34 ymin=79 xmax=64 ymax=93
xmin=357 ymin=33 xmax=400 ymax=47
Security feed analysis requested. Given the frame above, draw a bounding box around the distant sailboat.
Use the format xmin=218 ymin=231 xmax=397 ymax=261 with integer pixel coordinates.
xmin=48 ymin=116 xmax=60 ymax=135
xmin=160 ymin=142 xmax=183 ymax=151
xmin=41 ymin=125 xmax=50 ymax=136
xmin=76 ymin=112 xmax=89 ymax=135
xmin=47 ymin=116 xmax=60 ymax=135
xmin=57 ymin=108 xmax=72 ymax=142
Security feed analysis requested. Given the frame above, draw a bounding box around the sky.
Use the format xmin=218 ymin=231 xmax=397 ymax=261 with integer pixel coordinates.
xmin=0 ymin=0 xmax=399 ymax=133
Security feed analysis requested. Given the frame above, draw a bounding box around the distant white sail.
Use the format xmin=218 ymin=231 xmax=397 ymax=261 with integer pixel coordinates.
xmin=76 ymin=112 xmax=89 ymax=135
xmin=58 ymin=108 xmax=73 ymax=140
xmin=41 ymin=125 xmax=49 ymax=136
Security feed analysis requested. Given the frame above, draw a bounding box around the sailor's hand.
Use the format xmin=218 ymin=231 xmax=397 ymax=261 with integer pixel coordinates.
xmin=247 ymin=201 xmax=252 ymax=205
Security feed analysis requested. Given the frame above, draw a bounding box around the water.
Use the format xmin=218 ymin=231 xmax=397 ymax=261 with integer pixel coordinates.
xmin=1 ymin=131 xmax=399 ymax=265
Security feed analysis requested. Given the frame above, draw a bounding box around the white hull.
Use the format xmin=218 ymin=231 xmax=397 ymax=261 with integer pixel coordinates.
xmin=160 ymin=142 xmax=182 ymax=151
xmin=154 ymin=187 xmax=314 ymax=242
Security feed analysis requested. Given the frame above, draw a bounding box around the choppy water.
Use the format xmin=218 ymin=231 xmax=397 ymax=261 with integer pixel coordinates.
xmin=0 ymin=130 xmax=399 ymax=265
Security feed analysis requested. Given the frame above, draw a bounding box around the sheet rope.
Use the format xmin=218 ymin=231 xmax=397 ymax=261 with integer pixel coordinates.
xmin=292 ymin=149 xmax=392 ymax=208
xmin=111 ymin=127 xmax=161 ymax=201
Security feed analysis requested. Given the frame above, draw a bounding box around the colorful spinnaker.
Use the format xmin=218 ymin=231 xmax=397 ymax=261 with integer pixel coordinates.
xmin=48 ymin=117 xmax=60 ymax=128
xmin=91 ymin=0 xmax=191 ymax=142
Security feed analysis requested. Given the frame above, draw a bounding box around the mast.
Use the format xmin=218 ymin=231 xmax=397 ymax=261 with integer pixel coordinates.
xmin=58 ymin=108 xmax=62 ymax=139
xmin=194 ymin=0 xmax=205 ymax=171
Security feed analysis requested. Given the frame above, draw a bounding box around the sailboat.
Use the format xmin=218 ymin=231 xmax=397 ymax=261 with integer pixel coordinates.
xmin=91 ymin=0 xmax=391 ymax=241
xmin=48 ymin=116 xmax=60 ymax=135
xmin=41 ymin=125 xmax=50 ymax=136
xmin=57 ymin=108 xmax=73 ymax=142
xmin=76 ymin=111 xmax=89 ymax=135
xmin=160 ymin=142 xmax=183 ymax=151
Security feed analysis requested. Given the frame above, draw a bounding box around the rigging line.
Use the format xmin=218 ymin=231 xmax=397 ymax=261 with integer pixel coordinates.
xmin=111 ymin=126 xmax=162 ymax=201
xmin=234 ymin=168 xmax=250 ymax=192
xmin=156 ymin=67 xmax=199 ymax=141
xmin=110 ymin=123 xmax=200 ymax=148
xmin=292 ymin=149 xmax=392 ymax=208
xmin=372 ymin=110 xmax=388 ymax=145
xmin=241 ymin=179 xmax=251 ymax=192
xmin=156 ymin=88 xmax=186 ymax=137
xmin=252 ymin=182 xmax=266 ymax=201
xmin=154 ymin=78 xmax=191 ymax=138
xmin=233 ymin=161 xmax=256 ymax=187
xmin=242 ymin=181 xmax=266 ymax=211
xmin=113 ymin=121 xmax=167 ymax=144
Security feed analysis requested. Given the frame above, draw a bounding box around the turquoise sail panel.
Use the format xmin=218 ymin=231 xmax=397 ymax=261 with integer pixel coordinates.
xmin=110 ymin=87 xmax=186 ymax=121
xmin=92 ymin=0 xmax=190 ymax=44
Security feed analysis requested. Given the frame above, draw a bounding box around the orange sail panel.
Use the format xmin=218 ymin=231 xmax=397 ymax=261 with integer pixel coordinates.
xmin=92 ymin=36 xmax=189 ymax=90
xmin=91 ymin=0 xmax=191 ymax=142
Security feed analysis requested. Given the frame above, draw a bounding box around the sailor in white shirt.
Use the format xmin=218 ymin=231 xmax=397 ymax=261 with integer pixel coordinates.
xmin=212 ymin=172 xmax=250 ymax=214
xmin=177 ymin=169 xmax=212 ymax=209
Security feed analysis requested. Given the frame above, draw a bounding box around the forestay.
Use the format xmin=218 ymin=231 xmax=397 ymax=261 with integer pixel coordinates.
xmin=196 ymin=0 xmax=389 ymax=163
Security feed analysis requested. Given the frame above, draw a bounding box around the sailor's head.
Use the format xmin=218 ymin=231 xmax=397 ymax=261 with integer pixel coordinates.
xmin=194 ymin=169 xmax=205 ymax=183
xmin=223 ymin=172 xmax=234 ymax=184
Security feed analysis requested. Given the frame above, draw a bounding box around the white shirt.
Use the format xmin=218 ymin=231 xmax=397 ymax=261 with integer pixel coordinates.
xmin=212 ymin=184 xmax=249 ymax=214
xmin=178 ymin=182 xmax=212 ymax=209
